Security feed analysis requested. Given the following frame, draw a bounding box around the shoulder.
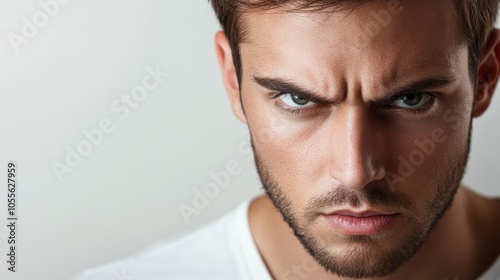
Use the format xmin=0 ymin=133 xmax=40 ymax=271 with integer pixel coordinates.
xmin=463 ymin=187 xmax=500 ymax=278
xmin=466 ymin=189 xmax=500 ymax=240
xmin=73 ymin=200 xmax=253 ymax=280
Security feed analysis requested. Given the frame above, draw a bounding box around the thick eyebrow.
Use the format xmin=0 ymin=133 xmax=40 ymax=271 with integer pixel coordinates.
xmin=253 ymin=75 xmax=455 ymax=105
xmin=253 ymin=76 xmax=335 ymax=105
xmin=375 ymin=76 xmax=455 ymax=103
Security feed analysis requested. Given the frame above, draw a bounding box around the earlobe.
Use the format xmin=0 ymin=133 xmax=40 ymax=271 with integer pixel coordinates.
xmin=214 ymin=31 xmax=247 ymax=123
xmin=473 ymin=28 xmax=500 ymax=118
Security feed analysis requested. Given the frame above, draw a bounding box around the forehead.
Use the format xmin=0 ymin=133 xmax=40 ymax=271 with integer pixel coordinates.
xmin=239 ymin=0 xmax=468 ymax=94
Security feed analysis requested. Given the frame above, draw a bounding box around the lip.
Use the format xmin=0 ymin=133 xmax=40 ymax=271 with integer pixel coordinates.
xmin=323 ymin=210 xmax=400 ymax=236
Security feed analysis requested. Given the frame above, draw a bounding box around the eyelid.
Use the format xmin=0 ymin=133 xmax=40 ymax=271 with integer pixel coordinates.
xmin=254 ymin=76 xmax=337 ymax=105
xmin=378 ymin=92 xmax=435 ymax=106
xmin=392 ymin=93 xmax=432 ymax=108
xmin=272 ymin=91 xmax=438 ymax=117
xmin=377 ymin=93 xmax=437 ymax=119
xmin=272 ymin=92 xmax=311 ymax=102
xmin=271 ymin=92 xmax=319 ymax=115
xmin=272 ymin=90 xmax=339 ymax=107
xmin=278 ymin=93 xmax=316 ymax=108
xmin=273 ymin=100 xmax=317 ymax=116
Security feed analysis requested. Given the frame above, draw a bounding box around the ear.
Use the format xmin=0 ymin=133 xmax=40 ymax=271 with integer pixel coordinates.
xmin=473 ymin=28 xmax=500 ymax=118
xmin=215 ymin=31 xmax=247 ymax=123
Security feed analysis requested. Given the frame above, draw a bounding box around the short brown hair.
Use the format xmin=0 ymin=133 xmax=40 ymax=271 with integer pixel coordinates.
xmin=209 ymin=0 xmax=499 ymax=85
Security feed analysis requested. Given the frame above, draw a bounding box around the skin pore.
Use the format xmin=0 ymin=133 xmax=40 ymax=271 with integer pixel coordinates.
xmin=215 ymin=0 xmax=500 ymax=279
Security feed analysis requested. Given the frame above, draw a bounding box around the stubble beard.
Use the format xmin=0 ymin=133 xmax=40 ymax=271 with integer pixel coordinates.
xmin=250 ymin=125 xmax=471 ymax=278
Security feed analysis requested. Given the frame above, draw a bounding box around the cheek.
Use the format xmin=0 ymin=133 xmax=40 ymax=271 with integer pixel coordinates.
xmin=384 ymin=106 xmax=471 ymax=200
xmin=243 ymin=98 xmax=330 ymax=203
xmin=250 ymin=115 xmax=328 ymax=197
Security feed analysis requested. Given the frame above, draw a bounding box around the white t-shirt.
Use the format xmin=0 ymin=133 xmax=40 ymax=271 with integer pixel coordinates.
xmin=74 ymin=199 xmax=500 ymax=280
xmin=73 ymin=200 xmax=272 ymax=280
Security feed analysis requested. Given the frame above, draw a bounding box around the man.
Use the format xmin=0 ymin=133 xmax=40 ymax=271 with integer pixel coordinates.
xmin=76 ymin=0 xmax=500 ymax=279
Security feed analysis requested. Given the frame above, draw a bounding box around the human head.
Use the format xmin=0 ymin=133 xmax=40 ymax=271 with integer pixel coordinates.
xmin=211 ymin=0 xmax=500 ymax=278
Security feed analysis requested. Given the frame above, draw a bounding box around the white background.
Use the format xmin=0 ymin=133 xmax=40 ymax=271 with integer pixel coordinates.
xmin=0 ymin=1 xmax=498 ymax=279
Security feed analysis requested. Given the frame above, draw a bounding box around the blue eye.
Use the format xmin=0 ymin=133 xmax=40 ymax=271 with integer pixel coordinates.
xmin=279 ymin=94 xmax=315 ymax=108
xmin=393 ymin=93 xmax=432 ymax=108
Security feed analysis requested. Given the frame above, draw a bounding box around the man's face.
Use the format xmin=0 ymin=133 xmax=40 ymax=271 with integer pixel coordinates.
xmin=238 ymin=0 xmax=475 ymax=278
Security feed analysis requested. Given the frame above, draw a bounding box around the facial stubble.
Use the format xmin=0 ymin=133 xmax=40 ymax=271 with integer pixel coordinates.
xmin=250 ymin=123 xmax=471 ymax=278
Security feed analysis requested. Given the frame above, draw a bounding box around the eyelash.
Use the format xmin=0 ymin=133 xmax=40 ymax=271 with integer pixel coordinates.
xmin=380 ymin=93 xmax=437 ymax=118
xmin=274 ymin=102 xmax=315 ymax=116
xmin=271 ymin=92 xmax=319 ymax=116
xmin=271 ymin=92 xmax=437 ymax=117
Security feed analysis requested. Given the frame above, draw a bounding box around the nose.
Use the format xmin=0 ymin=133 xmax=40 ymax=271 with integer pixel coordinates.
xmin=329 ymin=105 xmax=385 ymax=190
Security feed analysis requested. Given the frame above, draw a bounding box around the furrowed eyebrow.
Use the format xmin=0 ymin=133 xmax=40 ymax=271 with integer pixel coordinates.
xmin=253 ymin=76 xmax=336 ymax=105
xmin=253 ymin=75 xmax=455 ymax=105
xmin=375 ymin=76 xmax=455 ymax=104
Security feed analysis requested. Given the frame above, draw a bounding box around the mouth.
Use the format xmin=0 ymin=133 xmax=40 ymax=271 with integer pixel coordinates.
xmin=322 ymin=209 xmax=400 ymax=236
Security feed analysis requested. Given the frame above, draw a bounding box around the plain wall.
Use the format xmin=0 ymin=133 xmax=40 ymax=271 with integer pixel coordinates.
xmin=0 ymin=1 xmax=498 ymax=279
